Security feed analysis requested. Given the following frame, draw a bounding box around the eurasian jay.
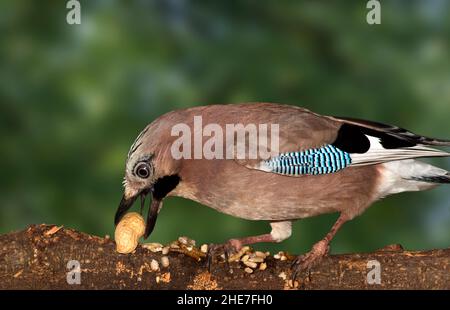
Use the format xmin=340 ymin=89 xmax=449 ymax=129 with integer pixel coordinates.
xmin=115 ymin=103 xmax=449 ymax=277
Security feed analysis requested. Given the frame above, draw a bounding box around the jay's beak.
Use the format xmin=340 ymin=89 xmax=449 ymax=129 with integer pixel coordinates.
xmin=115 ymin=188 xmax=162 ymax=239
xmin=115 ymin=194 xmax=137 ymax=225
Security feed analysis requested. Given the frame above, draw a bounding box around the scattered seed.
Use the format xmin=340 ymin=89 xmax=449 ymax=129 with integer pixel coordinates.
xmin=249 ymin=256 xmax=264 ymax=263
xmin=178 ymin=236 xmax=195 ymax=246
xmin=241 ymin=254 xmax=250 ymax=262
xmin=228 ymin=246 xmax=250 ymax=262
xmin=244 ymin=267 xmax=253 ymax=274
xmin=278 ymin=272 xmax=287 ymax=280
xmin=280 ymin=255 xmax=287 ymax=261
xmin=186 ymin=246 xmax=193 ymax=252
xmin=255 ymin=251 xmax=266 ymax=258
xmin=161 ymin=256 xmax=170 ymax=268
xmin=142 ymin=243 xmax=163 ymax=252
xmin=241 ymin=246 xmax=251 ymax=253
xmin=243 ymin=261 xmax=258 ymax=269
xmin=170 ymin=243 xmax=180 ymax=249
xmin=274 ymin=251 xmax=285 ymax=260
xmin=156 ymin=275 xmax=160 ymax=283
xmin=162 ymin=246 xmax=170 ymax=255
xmin=265 ymin=251 xmax=270 ymax=256
xmin=200 ymin=244 xmax=208 ymax=253
xmin=150 ymin=259 xmax=159 ymax=271
xmin=259 ymin=262 xmax=267 ymax=271
xmin=178 ymin=236 xmax=188 ymax=244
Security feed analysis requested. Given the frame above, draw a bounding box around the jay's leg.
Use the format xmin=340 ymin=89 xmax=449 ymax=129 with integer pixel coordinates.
xmin=228 ymin=221 xmax=292 ymax=250
xmin=291 ymin=213 xmax=349 ymax=280
xmin=207 ymin=221 xmax=292 ymax=270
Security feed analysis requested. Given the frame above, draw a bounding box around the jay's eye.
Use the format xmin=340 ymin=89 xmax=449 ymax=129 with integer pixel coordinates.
xmin=135 ymin=163 xmax=150 ymax=179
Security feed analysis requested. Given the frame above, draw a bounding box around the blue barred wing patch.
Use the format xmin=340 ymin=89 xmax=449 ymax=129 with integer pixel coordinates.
xmin=261 ymin=145 xmax=352 ymax=175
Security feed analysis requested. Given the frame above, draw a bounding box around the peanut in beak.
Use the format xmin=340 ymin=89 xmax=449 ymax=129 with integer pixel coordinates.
xmin=115 ymin=212 xmax=145 ymax=254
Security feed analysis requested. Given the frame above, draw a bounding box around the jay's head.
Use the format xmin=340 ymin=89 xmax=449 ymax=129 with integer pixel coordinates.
xmin=115 ymin=121 xmax=181 ymax=239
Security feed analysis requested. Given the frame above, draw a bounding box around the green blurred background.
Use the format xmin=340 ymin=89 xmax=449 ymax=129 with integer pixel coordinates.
xmin=1 ymin=1 xmax=449 ymax=254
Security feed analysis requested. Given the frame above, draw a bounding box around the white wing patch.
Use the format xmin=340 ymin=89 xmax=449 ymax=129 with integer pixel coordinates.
xmin=350 ymin=135 xmax=450 ymax=166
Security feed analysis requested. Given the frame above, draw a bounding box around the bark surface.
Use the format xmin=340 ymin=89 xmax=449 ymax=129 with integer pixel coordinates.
xmin=1 ymin=225 xmax=448 ymax=289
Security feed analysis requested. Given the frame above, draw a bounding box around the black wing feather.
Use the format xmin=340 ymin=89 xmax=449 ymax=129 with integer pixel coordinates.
xmin=332 ymin=116 xmax=450 ymax=151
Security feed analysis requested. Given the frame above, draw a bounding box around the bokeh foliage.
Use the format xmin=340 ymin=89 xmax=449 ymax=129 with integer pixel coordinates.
xmin=0 ymin=1 xmax=449 ymax=254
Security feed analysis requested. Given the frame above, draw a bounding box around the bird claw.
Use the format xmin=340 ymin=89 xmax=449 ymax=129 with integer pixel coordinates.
xmin=290 ymin=240 xmax=330 ymax=281
xmin=206 ymin=241 xmax=239 ymax=273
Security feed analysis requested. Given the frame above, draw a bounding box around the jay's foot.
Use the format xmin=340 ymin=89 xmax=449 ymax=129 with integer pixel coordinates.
xmin=291 ymin=239 xmax=330 ymax=280
xmin=206 ymin=239 xmax=242 ymax=272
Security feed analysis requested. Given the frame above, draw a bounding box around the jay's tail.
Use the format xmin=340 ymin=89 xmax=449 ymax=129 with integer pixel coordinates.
xmin=378 ymin=160 xmax=450 ymax=197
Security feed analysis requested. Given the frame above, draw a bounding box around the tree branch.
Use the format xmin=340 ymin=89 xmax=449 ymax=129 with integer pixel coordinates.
xmin=0 ymin=225 xmax=448 ymax=289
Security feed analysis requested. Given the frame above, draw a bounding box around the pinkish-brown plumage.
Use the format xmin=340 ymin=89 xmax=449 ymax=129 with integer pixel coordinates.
xmin=171 ymin=157 xmax=380 ymax=221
